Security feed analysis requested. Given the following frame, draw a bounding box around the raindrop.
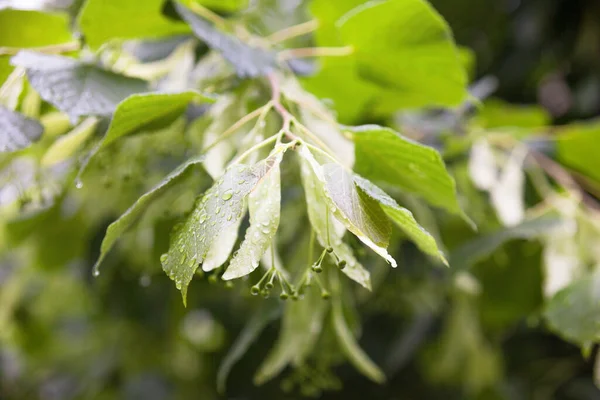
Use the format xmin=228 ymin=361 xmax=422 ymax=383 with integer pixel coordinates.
xmin=215 ymin=206 xmax=221 ymax=214
xmin=222 ymin=192 xmax=233 ymax=201
xmin=92 ymin=269 xmax=100 ymax=277
xmin=75 ymin=180 xmax=83 ymax=189
xmin=227 ymin=214 xmax=232 ymax=221
xmin=160 ymin=254 xmax=168 ymax=264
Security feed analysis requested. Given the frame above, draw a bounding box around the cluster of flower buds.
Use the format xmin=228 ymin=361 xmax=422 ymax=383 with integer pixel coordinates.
xmin=250 ymin=268 xmax=296 ymax=300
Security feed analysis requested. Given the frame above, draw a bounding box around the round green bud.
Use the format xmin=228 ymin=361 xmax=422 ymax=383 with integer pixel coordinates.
xmin=265 ymin=282 xmax=274 ymax=289
xmin=279 ymin=292 xmax=289 ymax=300
xmin=338 ymin=260 xmax=347 ymax=269
xmin=250 ymin=285 xmax=260 ymax=295
xmin=326 ymin=247 xmax=334 ymax=253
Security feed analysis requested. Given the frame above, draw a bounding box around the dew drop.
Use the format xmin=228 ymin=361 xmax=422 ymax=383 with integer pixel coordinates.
xmin=160 ymin=254 xmax=168 ymax=264
xmin=75 ymin=180 xmax=83 ymax=189
xmin=222 ymin=191 xmax=233 ymax=201
xmin=92 ymin=269 xmax=100 ymax=277
xmin=215 ymin=206 xmax=221 ymax=214
xmin=330 ymin=206 xmax=337 ymax=213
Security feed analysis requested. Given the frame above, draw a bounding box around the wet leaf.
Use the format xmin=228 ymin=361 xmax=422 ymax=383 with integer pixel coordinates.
xmin=222 ymin=148 xmax=283 ymax=280
xmin=161 ymin=156 xmax=280 ymax=303
xmin=93 ymin=155 xmax=206 ymax=274
xmin=11 ymin=51 xmax=149 ymax=119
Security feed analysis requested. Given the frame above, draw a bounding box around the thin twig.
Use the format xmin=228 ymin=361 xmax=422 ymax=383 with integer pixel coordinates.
xmin=188 ymin=2 xmax=227 ymax=29
xmin=0 ymin=41 xmax=80 ymax=56
xmin=267 ymin=20 xmax=319 ymax=44
xmin=267 ymin=72 xmax=296 ymax=140
xmin=203 ymin=102 xmax=273 ymax=152
xmin=277 ymin=46 xmax=354 ymax=61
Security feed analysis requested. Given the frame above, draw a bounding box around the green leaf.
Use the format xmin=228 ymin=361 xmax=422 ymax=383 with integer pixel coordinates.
xmin=545 ymin=271 xmax=600 ymax=346
xmin=0 ymin=9 xmax=73 ymax=48
xmin=175 ymin=2 xmax=276 ymax=78
xmin=322 ymin=163 xmax=391 ymax=248
xmin=93 ymin=155 xmax=206 ymax=275
xmin=556 ymin=122 xmax=600 ymax=184
xmin=338 ymin=0 xmax=467 ymax=113
xmin=476 ymin=99 xmax=550 ymax=129
xmin=350 ymin=125 xmax=465 ymax=218
xmin=11 ymin=51 xmax=149 ymax=119
xmin=217 ymin=301 xmax=280 ymax=394
xmin=0 ymin=105 xmax=43 ymax=152
xmin=254 ymin=286 xmax=328 ymax=385
xmin=222 ymin=149 xmax=283 ymax=280
xmin=450 ymin=217 xmax=561 ymax=271
xmin=299 ymin=147 xmax=371 ymax=290
xmin=202 ymin=219 xmax=242 ymax=272
xmin=161 ymin=156 xmax=280 ymax=303
xmin=41 ymin=117 xmax=98 ymax=166
xmin=354 ymin=175 xmax=446 ymax=264
xmin=331 ymin=295 xmax=385 ymax=383
xmin=78 ymin=0 xmax=190 ymax=49
xmin=99 ymin=91 xmax=213 ymax=149
xmin=300 ymin=145 xmax=396 ymax=268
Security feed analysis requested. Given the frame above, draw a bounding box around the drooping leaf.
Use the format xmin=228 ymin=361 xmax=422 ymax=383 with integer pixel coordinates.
xmin=217 ymin=301 xmax=280 ymax=394
xmin=299 ymin=148 xmax=371 ymax=290
xmin=337 ymin=0 xmax=467 ymax=113
xmin=0 ymin=105 xmax=43 ymax=152
xmin=350 ymin=125 xmax=465 ymax=219
xmin=93 ymin=155 xmax=206 ymax=274
xmin=161 ymin=156 xmax=280 ymax=303
xmin=11 ymin=51 xmax=150 ymax=120
xmin=332 ymin=295 xmax=385 ymax=383
xmin=254 ymin=286 xmax=328 ymax=385
xmin=354 ymin=175 xmax=446 ymax=264
xmin=301 ymin=146 xmax=396 ymax=268
xmin=222 ymin=149 xmax=283 ymax=280
xmin=41 ymin=117 xmax=98 ymax=166
xmin=78 ymin=0 xmax=190 ymax=49
xmin=545 ymin=271 xmax=600 ymax=346
xmin=450 ymin=217 xmax=562 ymax=271
xmin=175 ymin=2 xmax=276 ymax=78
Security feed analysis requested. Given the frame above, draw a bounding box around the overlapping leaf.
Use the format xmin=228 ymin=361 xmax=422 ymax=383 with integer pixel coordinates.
xmin=11 ymin=51 xmax=149 ymax=119
xmin=354 ymin=175 xmax=446 ymax=264
xmin=161 ymin=156 xmax=281 ymax=303
xmin=299 ymin=147 xmax=371 ymax=289
xmin=222 ymin=149 xmax=283 ymax=280
xmin=300 ymin=145 xmax=397 ymax=271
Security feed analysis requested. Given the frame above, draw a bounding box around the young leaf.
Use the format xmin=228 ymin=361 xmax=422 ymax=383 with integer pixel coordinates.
xmin=299 ymin=147 xmax=372 ymax=289
xmin=350 ymin=125 xmax=466 ymax=219
xmin=254 ymin=286 xmax=327 ymax=385
xmin=217 ymin=301 xmax=280 ymax=394
xmin=301 ymin=149 xmax=396 ymax=268
xmin=331 ymin=295 xmax=385 ymax=383
xmin=175 ymin=2 xmax=276 ymax=78
xmin=11 ymin=51 xmax=149 ymax=119
xmin=161 ymin=156 xmax=280 ymax=303
xmin=222 ymin=149 xmax=283 ymax=280
xmin=556 ymin=122 xmax=600 ymax=184
xmin=93 ymin=155 xmax=206 ymax=274
xmin=545 ymin=272 xmax=600 ymax=346
xmin=354 ymin=175 xmax=446 ymax=264
xmin=0 ymin=106 xmax=43 ymax=152
xmin=78 ymin=0 xmax=191 ymax=49
xmin=337 ymin=0 xmax=467 ymax=113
